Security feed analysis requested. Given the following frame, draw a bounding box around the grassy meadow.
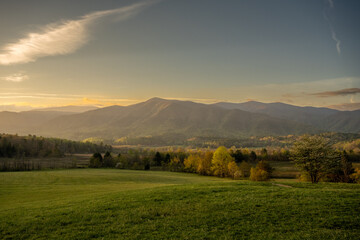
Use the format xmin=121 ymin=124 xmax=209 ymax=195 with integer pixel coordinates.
xmin=1 ymin=169 xmax=360 ymax=239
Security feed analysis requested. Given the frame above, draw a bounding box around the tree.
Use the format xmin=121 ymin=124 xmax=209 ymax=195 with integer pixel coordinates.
xmin=169 ymin=157 xmax=182 ymax=172
xmin=238 ymin=161 xmax=252 ymax=177
xmin=184 ymin=154 xmax=200 ymax=173
xmin=256 ymin=160 xmax=273 ymax=175
xmin=164 ymin=153 xmax=171 ymax=164
xmin=103 ymin=151 xmax=115 ymax=168
xmin=260 ymin=148 xmax=268 ymax=159
xmin=228 ymin=161 xmax=239 ymax=179
xmin=231 ymin=150 xmax=244 ymax=163
xmin=89 ymin=152 xmax=103 ymax=168
xmin=197 ymin=151 xmax=213 ymax=175
xmin=250 ymin=167 xmax=269 ymax=181
xmin=211 ymin=146 xmax=234 ymax=177
xmin=327 ymin=150 xmax=354 ymax=183
xmin=153 ymin=152 xmax=162 ymax=166
xmin=249 ymin=151 xmax=257 ymax=162
xmin=290 ymin=135 xmax=339 ymax=183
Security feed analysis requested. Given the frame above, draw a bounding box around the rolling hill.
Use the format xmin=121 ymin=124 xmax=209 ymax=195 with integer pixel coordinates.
xmin=214 ymin=101 xmax=360 ymax=133
xmin=36 ymin=98 xmax=316 ymax=140
xmin=0 ymin=98 xmax=359 ymax=142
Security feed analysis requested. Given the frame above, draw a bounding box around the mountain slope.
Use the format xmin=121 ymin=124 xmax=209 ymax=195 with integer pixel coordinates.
xmin=214 ymin=101 xmax=360 ymax=133
xmin=35 ymin=98 xmax=317 ymax=140
xmin=0 ymin=111 xmax=73 ymax=135
xmin=214 ymin=101 xmax=338 ymax=126
xmin=322 ymin=110 xmax=360 ymax=133
xmin=32 ymin=105 xmax=99 ymax=113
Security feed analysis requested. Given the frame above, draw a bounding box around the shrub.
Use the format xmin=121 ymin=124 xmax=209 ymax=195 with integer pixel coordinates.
xmin=250 ymin=167 xmax=270 ymax=181
xmin=233 ymin=171 xmax=242 ymax=180
xmin=351 ymin=168 xmax=360 ymax=183
xmin=238 ymin=161 xmax=251 ymax=177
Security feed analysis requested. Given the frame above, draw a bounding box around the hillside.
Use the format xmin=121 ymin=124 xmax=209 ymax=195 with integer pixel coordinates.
xmin=35 ymin=98 xmax=316 ymax=140
xmin=0 ymin=111 xmax=73 ymax=135
xmin=214 ymin=101 xmax=360 ymax=133
xmin=1 ymin=98 xmax=360 ymax=142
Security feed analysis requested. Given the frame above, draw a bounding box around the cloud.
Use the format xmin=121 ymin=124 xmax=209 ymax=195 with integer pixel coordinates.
xmin=309 ymin=88 xmax=360 ymax=97
xmin=323 ymin=0 xmax=341 ymax=55
xmin=331 ymin=27 xmax=341 ymax=55
xmin=0 ymin=1 xmax=156 ymax=65
xmin=328 ymin=0 xmax=334 ymax=8
xmin=1 ymin=73 xmax=29 ymax=82
xmin=327 ymin=102 xmax=360 ymax=111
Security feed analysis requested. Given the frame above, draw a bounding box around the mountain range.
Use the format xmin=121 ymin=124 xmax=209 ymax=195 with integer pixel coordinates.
xmin=0 ymin=98 xmax=359 ymax=141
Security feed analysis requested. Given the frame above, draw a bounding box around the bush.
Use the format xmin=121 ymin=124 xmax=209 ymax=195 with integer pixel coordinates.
xmin=238 ymin=161 xmax=251 ymax=177
xmin=351 ymin=168 xmax=360 ymax=183
xmin=250 ymin=167 xmax=270 ymax=181
xmin=233 ymin=171 xmax=242 ymax=180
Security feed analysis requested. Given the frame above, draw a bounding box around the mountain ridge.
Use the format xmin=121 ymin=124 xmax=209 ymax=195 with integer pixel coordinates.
xmin=0 ymin=98 xmax=359 ymax=141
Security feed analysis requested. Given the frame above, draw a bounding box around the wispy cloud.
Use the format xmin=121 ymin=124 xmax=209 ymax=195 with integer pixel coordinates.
xmin=309 ymin=88 xmax=360 ymax=97
xmin=0 ymin=1 xmax=156 ymax=65
xmin=328 ymin=0 xmax=334 ymax=8
xmin=327 ymin=102 xmax=360 ymax=111
xmin=324 ymin=0 xmax=341 ymax=55
xmin=1 ymin=73 xmax=29 ymax=82
xmin=331 ymin=27 xmax=341 ymax=55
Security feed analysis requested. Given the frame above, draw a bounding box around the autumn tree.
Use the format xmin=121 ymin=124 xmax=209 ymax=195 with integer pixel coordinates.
xmin=184 ymin=154 xmax=200 ymax=173
xmin=228 ymin=161 xmax=239 ymax=179
xmin=238 ymin=161 xmax=252 ymax=177
xmin=197 ymin=151 xmax=213 ymax=175
xmin=211 ymin=146 xmax=234 ymax=177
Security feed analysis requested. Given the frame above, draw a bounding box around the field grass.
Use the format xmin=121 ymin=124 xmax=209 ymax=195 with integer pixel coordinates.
xmin=270 ymin=161 xmax=300 ymax=178
xmin=1 ymin=169 xmax=360 ymax=239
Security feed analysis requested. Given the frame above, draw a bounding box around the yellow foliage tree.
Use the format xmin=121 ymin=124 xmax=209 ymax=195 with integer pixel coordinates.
xmin=211 ymin=146 xmax=234 ymax=177
xmin=249 ymin=167 xmax=270 ymax=181
xmin=197 ymin=151 xmax=213 ymax=175
xmin=184 ymin=154 xmax=200 ymax=173
xmin=238 ymin=161 xmax=252 ymax=177
xmin=351 ymin=168 xmax=360 ymax=183
xmin=228 ymin=161 xmax=239 ymax=179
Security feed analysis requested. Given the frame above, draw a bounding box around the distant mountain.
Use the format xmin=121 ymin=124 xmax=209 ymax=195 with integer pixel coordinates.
xmin=1 ymin=98 xmax=359 ymax=142
xmin=322 ymin=110 xmax=360 ymax=133
xmin=213 ymin=101 xmax=360 ymax=133
xmin=214 ymin=101 xmax=338 ymax=126
xmin=0 ymin=111 xmax=73 ymax=135
xmin=32 ymin=105 xmax=99 ymax=113
xmin=34 ymin=98 xmax=317 ymax=140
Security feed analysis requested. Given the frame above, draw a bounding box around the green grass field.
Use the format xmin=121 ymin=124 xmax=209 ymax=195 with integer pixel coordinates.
xmin=1 ymin=169 xmax=360 ymax=239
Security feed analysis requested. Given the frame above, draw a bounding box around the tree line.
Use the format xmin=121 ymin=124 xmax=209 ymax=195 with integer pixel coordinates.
xmin=89 ymin=135 xmax=360 ymax=183
xmin=0 ymin=134 xmax=112 ymax=171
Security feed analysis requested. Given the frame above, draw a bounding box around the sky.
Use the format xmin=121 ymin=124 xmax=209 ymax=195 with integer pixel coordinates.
xmin=0 ymin=0 xmax=359 ymax=111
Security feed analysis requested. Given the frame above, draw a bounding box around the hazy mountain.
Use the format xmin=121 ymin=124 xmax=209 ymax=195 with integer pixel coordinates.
xmin=1 ymin=98 xmax=359 ymax=142
xmin=32 ymin=105 xmax=99 ymax=113
xmin=214 ymin=101 xmax=338 ymax=126
xmin=214 ymin=101 xmax=360 ymax=133
xmin=322 ymin=110 xmax=360 ymax=133
xmin=0 ymin=111 xmax=73 ymax=135
xmin=35 ymin=98 xmax=317 ymax=140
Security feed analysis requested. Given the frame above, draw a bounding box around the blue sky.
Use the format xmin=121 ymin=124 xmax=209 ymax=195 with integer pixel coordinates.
xmin=0 ymin=0 xmax=359 ymax=110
